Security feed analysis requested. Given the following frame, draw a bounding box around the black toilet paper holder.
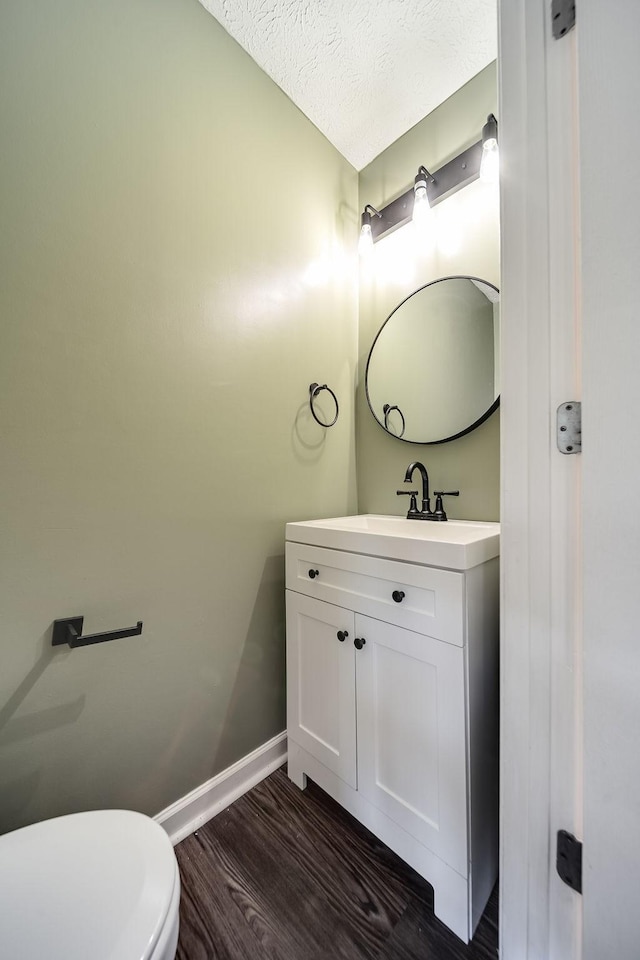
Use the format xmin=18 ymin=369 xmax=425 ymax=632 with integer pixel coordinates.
xmin=52 ymin=616 xmax=143 ymax=648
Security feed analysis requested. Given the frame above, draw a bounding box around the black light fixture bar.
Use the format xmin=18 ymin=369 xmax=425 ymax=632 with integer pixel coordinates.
xmin=370 ymin=138 xmax=484 ymax=243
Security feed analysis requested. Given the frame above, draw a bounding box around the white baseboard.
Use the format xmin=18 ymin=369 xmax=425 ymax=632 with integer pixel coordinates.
xmin=154 ymin=731 xmax=288 ymax=846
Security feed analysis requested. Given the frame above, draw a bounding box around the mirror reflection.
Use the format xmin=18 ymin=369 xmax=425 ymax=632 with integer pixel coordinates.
xmin=365 ymin=276 xmax=500 ymax=444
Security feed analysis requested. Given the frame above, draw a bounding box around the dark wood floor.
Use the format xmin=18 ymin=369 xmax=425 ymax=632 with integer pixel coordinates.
xmin=175 ymin=766 xmax=498 ymax=960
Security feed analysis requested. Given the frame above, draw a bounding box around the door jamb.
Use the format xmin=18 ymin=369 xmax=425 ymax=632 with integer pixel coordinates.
xmin=498 ymin=0 xmax=582 ymax=956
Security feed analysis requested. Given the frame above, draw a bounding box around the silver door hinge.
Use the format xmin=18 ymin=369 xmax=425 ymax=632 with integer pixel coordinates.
xmin=557 ymin=401 xmax=581 ymax=454
xmin=552 ymin=0 xmax=576 ymax=39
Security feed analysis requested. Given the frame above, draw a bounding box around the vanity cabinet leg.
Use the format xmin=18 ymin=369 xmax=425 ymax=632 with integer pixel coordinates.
xmin=432 ymin=870 xmax=472 ymax=944
xmin=286 ymin=740 xmax=308 ymax=790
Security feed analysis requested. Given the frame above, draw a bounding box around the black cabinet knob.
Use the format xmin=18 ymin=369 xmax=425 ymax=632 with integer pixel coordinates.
xmin=337 ymin=630 xmax=349 ymax=642
xmin=354 ymin=637 xmax=366 ymax=650
xmin=392 ymin=590 xmax=405 ymax=603
xmin=308 ymin=569 xmax=319 ymax=579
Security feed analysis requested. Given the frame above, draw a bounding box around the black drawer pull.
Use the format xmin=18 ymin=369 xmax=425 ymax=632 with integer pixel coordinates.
xmin=308 ymin=569 xmax=319 ymax=579
xmin=337 ymin=630 xmax=349 ymax=642
xmin=354 ymin=637 xmax=366 ymax=650
xmin=392 ymin=590 xmax=405 ymax=603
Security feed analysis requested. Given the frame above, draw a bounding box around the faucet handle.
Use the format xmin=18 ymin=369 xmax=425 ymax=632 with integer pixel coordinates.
xmin=432 ymin=490 xmax=460 ymax=521
xmin=397 ymin=489 xmax=419 ymax=517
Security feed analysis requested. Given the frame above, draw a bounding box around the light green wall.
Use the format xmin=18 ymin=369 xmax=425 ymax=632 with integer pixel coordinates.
xmin=0 ymin=0 xmax=357 ymax=832
xmin=357 ymin=64 xmax=499 ymax=520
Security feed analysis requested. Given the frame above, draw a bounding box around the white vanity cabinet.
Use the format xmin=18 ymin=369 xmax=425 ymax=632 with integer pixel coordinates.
xmin=285 ymin=523 xmax=499 ymax=943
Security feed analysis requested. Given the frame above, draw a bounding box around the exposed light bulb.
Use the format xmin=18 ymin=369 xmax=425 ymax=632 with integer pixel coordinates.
xmin=413 ymin=169 xmax=434 ymax=242
xmin=413 ymin=182 xmax=432 ymax=225
xmin=358 ymin=207 xmax=375 ymax=257
xmin=358 ymin=222 xmax=373 ymax=256
xmin=480 ymin=138 xmax=499 ymax=183
xmin=480 ymin=114 xmax=499 ymax=184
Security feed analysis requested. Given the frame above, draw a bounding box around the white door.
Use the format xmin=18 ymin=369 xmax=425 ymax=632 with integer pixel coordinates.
xmin=500 ymin=1 xmax=640 ymax=957
xmin=355 ymin=613 xmax=468 ymax=876
xmin=285 ymin=591 xmax=357 ymax=788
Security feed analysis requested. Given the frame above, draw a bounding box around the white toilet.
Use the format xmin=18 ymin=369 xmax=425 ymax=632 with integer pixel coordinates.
xmin=0 ymin=809 xmax=180 ymax=959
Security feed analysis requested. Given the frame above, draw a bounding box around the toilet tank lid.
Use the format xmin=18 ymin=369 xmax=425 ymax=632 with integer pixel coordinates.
xmin=0 ymin=809 xmax=179 ymax=960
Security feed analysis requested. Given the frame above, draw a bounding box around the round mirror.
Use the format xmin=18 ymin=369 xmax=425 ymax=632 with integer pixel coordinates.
xmin=365 ymin=276 xmax=500 ymax=444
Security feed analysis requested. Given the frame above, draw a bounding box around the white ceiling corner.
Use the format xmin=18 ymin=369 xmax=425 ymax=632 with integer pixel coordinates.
xmin=197 ymin=0 xmax=497 ymax=171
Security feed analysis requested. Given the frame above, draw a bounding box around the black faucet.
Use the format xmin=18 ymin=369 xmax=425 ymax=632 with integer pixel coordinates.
xmin=397 ymin=462 xmax=460 ymax=521
xmin=398 ymin=461 xmax=433 ymax=519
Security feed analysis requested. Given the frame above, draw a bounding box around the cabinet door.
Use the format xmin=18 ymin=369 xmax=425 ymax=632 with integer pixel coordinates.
xmin=286 ymin=591 xmax=357 ymax=788
xmin=355 ymin=614 xmax=468 ymax=876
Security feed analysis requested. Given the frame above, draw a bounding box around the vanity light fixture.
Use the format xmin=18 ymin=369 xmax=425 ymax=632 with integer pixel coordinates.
xmin=480 ymin=113 xmax=499 ymax=183
xmin=358 ymin=205 xmax=382 ymax=256
xmin=359 ymin=114 xmax=499 ymax=249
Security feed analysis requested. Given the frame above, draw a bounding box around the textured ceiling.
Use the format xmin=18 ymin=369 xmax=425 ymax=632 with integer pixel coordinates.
xmin=197 ymin=0 xmax=497 ymax=170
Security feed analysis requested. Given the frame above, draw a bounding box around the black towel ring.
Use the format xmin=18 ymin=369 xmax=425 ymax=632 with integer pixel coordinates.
xmin=383 ymin=403 xmax=406 ymax=438
xmin=309 ymin=383 xmax=339 ymax=428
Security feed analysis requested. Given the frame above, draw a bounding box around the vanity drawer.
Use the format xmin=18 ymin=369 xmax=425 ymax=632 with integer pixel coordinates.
xmin=285 ymin=541 xmax=465 ymax=646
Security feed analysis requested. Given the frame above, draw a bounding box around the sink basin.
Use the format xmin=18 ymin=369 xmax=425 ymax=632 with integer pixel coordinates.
xmin=286 ymin=514 xmax=500 ymax=570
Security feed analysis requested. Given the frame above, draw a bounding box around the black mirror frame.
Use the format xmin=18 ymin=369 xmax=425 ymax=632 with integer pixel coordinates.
xmin=364 ymin=275 xmax=500 ymax=445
